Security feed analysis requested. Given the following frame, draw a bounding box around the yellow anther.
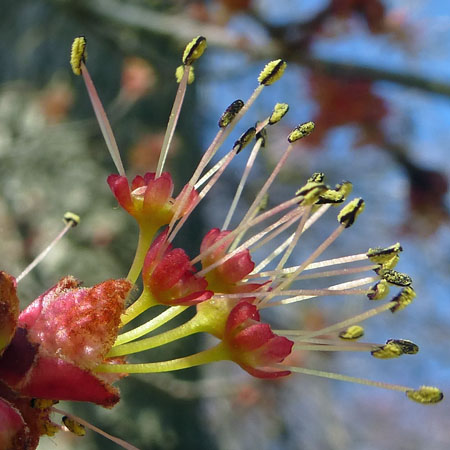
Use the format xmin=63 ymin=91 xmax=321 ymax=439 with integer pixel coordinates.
xmin=317 ymin=188 xmax=345 ymax=204
xmin=269 ymin=103 xmax=289 ymax=124
xmin=390 ymin=286 xmax=416 ymax=313
xmin=63 ymin=212 xmax=80 ymax=227
xmin=296 ymin=182 xmax=328 ymax=206
xmin=339 ymin=325 xmax=364 ymax=340
xmin=308 ymin=172 xmax=325 ymax=183
xmin=386 ymin=339 xmax=419 ymax=355
xmin=258 ymin=59 xmax=287 ymax=86
xmin=30 ymin=398 xmax=57 ymax=409
xmin=380 ymin=254 xmax=400 ymax=270
xmin=62 ymin=416 xmax=86 ymax=436
xmin=406 ymin=386 xmax=443 ymax=404
xmin=371 ymin=341 xmax=403 ymax=359
xmin=42 ymin=421 xmax=59 ymax=437
xmin=288 ymin=121 xmax=315 ymax=142
xmin=380 ymin=269 xmax=412 ymax=287
xmin=234 ymin=127 xmax=256 ymax=153
xmin=367 ymin=279 xmax=390 ymax=300
xmin=337 ymin=198 xmax=365 ymax=228
xmin=182 ymin=36 xmax=207 ymax=65
xmin=218 ymin=99 xmax=244 ymax=128
xmin=317 ymin=180 xmax=353 ymax=204
xmin=175 ymin=65 xmax=195 ymax=84
xmin=367 ymin=243 xmax=403 ymax=264
xmin=70 ymin=36 xmax=87 ymax=76
xmin=259 ymin=193 xmax=269 ymax=210
xmin=336 ymin=181 xmax=353 ymax=199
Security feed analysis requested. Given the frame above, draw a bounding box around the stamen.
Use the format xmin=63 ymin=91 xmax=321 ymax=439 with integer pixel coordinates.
xmin=78 ymin=57 xmax=126 ymax=176
xmin=52 ymin=407 xmax=139 ymax=450
xmin=70 ymin=36 xmax=87 ymax=76
xmin=156 ymin=64 xmax=190 ymax=178
xmin=406 ymin=386 xmax=444 ymax=404
xmin=175 ymin=65 xmax=195 ymax=84
xmin=222 ymin=130 xmax=265 ymax=229
xmin=258 ymin=59 xmax=287 ymax=86
xmin=263 ymin=276 xmax=375 ymax=308
xmin=390 ymin=286 xmax=416 ymax=313
xmin=274 ymin=206 xmax=312 ymax=272
xmin=337 ymin=198 xmax=365 ymax=228
xmin=259 ymin=223 xmax=347 ymax=305
xmin=62 ymin=416 xmax=86 ymax=436
xmin=16 ymin=212 xmax=80 ymax=283
xmin=269 ymin=103 xmax=289 ymax=125
xmin=278 ymin=300 xmax=397 ymax=340
xmin=218 ymin=99 xmax=244 ymax=128
xmin=339 ymin=325 xmax=364 ymax=340
xmin=252 ymin=204 xmax=331 ymax=273
xmin=157 ymin=37 xmax=207 ymax=177
xmin=367 ymin=279 xmax=390 ymax=300
xmin=182 ymin=36 xmax=207 ymax=65
xmin=281 ymin=365 xmax=420 ymax=395
xmin=379 ymin=269 xmax=412 ymax=287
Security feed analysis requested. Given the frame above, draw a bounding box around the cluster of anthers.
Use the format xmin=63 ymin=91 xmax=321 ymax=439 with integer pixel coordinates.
xmin=0 ymin=36 xmax=443 ymax=450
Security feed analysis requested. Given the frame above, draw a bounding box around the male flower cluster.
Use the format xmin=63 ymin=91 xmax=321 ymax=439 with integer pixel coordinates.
xmin=0 ymin=36 xmax=443 ymax=450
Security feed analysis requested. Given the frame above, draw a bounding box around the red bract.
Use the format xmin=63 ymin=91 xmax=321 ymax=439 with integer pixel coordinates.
xmin=107 ymin=172 xmax=198 ymax=228
xmin=0 ymin=272 xmax=19 ymax=357
xmin=0 ymin=275 xmax=132 ymax=450
xmin=0 ymin=277 xmax=131 ymax=407
xmin=223 ymin=302 xmax=293 ymax=378
xmin=200 ymin=228 xmax=262 ymax=294
xmin=143 ymin=230 xmax=213 ymax=306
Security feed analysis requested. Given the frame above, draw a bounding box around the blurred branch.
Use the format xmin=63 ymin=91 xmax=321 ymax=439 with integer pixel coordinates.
xmin=61 ymin=0 xmax=450 ymax=98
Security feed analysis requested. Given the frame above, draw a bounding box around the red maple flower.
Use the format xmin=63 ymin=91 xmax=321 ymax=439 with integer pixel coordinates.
xmin=200 ymin=228 xmax=262 ymax=294
xmin=142 ymin=230 xmax=213 ymax=306
xmin=222 ymin=301 xmax=294 ymax=378
xmin=107 ymin=172 xmax=198 ymax=229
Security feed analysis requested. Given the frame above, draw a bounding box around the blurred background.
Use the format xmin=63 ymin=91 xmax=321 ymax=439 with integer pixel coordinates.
xmin=0 ymin=0 xmax=449 ymax=449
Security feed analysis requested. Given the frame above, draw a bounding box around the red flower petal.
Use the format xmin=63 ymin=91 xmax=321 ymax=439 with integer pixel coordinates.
xmin=225 ymin=302 xmax=260 ymax=335
xmin=143 ymin=172 xmax=174 ymax=210
xmin=107 ymin=174 xmax=133 ymax=212
xmin=232 ymin=323 xmax=274 ymax=351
